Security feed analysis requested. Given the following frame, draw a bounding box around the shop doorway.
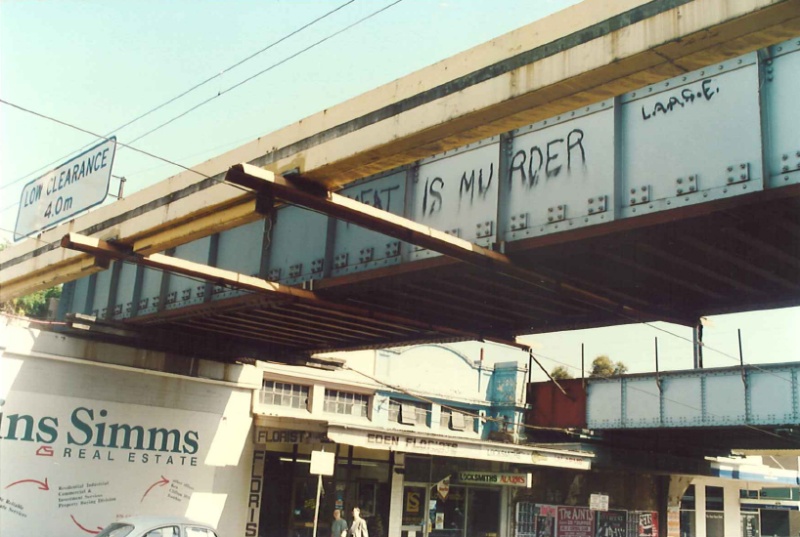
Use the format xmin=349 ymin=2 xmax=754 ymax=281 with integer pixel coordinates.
xmin=402 ymin=483 xmax=500 ymax=537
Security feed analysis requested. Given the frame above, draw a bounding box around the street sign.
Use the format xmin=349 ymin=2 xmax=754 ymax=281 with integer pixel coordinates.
xmin=309 ymin=450 xmax=335 ymax=476
xmin=14 ymin=137 xmax=116 ymax=241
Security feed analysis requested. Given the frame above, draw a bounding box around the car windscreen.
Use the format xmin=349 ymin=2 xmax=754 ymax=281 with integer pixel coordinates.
xmin=96 ymin=523 xmax=135 ymax=537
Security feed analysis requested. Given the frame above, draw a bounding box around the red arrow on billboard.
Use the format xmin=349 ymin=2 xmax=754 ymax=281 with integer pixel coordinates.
xmin=71 ymin=514 xmax=103 ymax=535
xmin=141 ymin=475 xmax=170 ymax=502
xmin=5 ymin=477 xmax=49 ymax=490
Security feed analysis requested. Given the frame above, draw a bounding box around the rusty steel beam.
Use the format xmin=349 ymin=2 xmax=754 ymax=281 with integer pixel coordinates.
xmin=225 ymin=163 xmax=690 ymax=326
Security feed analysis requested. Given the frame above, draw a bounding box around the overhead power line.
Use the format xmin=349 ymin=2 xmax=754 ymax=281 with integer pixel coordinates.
xmin=124 ymin=0 xmax=405 ymax=147
xmin=0 ymin=0 xmax=357 ymax=193
xmin=0 ymin=99 xmax=212 ymax=181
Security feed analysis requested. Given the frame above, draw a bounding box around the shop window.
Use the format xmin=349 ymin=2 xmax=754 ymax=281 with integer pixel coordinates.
xmin=705 ymin=486 xmax=725 ymax=537
xmin=324 ymin=389 xmax=370 ymax=418
xmin=389 ymin=399 xmax=430 ymax=426
xmin=439 ymin=407 xmax=478 ymax=432
xmin=515 ymin=502 xmax=536 ymax=537
xmin=260 ymin=380 xmax=309 ymax=410
xmin=680 ymin=484 xmax=696 ymax=537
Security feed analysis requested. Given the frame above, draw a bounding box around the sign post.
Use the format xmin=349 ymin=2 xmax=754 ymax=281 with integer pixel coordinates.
xmin=310 ymin=450 xmax=335 ymax=537
xmin=14 ymin=137 xmax=116 ymax=241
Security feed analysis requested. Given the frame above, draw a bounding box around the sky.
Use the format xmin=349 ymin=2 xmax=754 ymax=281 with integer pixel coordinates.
xmin=1 ymin=0 xmax=798 ymax=379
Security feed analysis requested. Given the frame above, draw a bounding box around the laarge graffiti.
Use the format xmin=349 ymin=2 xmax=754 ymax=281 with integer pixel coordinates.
xmin=640 ymin=78 xmax=720 ymax=121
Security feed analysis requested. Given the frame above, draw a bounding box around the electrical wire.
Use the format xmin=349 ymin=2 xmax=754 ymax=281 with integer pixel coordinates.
xmin=0 ymin=99 xmax=212 ymax=181
xmin=123 ymin=0 xmax=405 ymax=147
xmin=0 ymin=0 xmax=357 ymax=193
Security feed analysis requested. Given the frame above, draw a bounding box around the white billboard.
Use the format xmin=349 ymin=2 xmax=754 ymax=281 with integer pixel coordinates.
xmin=14 ymin=137 xmax=116 ymax=241
xmin=0 ymin=354 xmax=252 ymax=537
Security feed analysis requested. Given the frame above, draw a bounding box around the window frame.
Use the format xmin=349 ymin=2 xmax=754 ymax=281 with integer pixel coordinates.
xmin=323 ymin=388 xmax=370 ymax=418
xmin=260 ymin=379 xmax=311 ymax=410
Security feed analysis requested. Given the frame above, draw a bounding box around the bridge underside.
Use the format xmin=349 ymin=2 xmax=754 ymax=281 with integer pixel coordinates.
xmin=595 ymin=425 xmax=800 ymax=457
xmin=59 ymin=186 xmax=799 ymax=361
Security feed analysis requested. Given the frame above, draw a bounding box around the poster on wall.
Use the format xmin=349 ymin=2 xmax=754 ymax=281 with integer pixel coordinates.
xmin=666 ymin=508 xmax=680 ymax=537
xmin=535 ymin=504 xmax=557 ymax=537
xmin=627 ymin=511 xmax=658 ymax=537
xmin=594 ymin=510 xmax=626 ymax=537
xmin=0 ymin=391 xmax=233 ymax=537
xmin=556 ymin=506 xmax=593 ymax=537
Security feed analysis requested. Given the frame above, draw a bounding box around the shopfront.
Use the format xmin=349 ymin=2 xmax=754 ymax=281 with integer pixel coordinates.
xmin=249 ymin=421 xmax=593 ymax=537
xmin=399 ymin=456 xmax=525 ymax=537
xmin=251 ymin=421 xmax=394 ymax=537
xmin=326 ymin=425 xmax=593 ymax=537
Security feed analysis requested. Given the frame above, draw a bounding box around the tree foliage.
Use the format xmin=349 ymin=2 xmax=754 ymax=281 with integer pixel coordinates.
xmin=589 ymin=355 xmax=628 ymax=378
xmin=0 ymin=240 xmax=62 ymax=319
xmin=550 ymin=366 xmax=574 ymax=380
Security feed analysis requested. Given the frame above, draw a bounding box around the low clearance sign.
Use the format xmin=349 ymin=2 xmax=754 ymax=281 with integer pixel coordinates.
xmin=14 ymin=137 xmax=116 ymax=240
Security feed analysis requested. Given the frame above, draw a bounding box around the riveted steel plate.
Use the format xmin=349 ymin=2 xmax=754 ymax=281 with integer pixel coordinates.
xmin=212 ymin=219 xmax=265 ymax=301
xmin=263 ymin=205 xmax=327 ymax=286
xmin=70 ymin=276 xmax=91 ymax=315
xmin=137 ymin=266 xmax=163 ymax=316
xmin=586 ymin=380 xmax=623 ymax=428
xmin=620 ymin=53 xmax=762 ymax=218
xmin=748 ymin=368 xmax=795 ymax=424
xmin=331 ymin=171 xmax=407 ymax=277
xmin=622 ymin=378 xmax=662 ymax=428
xmin=409 ymin=140 xmax=500 ymax=259
xmin=659 ymin=376 xmax=703 ymax=427
xmin=167 ymin=237 xmax=211 ymax=310
xmin=112 ymin=260 xmax=138 ymax=320
xmin=765 ymin=38 xmax=800 ymax=188
xmin=505 ymin=102 xmax=615 ymax=241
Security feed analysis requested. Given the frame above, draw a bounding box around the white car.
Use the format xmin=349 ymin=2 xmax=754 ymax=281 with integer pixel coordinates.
xmin=96 ymin=516 xmax=219 ymax=537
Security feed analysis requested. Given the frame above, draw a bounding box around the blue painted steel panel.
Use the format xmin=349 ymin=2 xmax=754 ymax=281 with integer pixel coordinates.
xmin=409 ymin=139 xmax=500 ymax=260
xmin=622 ymin=377 xmax=661 ymax=428
xmin=166 ymin=237 xmax=211 ymax=310
xmin=661 ymin=375 xmax=703 ymax=427
xmin=331 ymin=171 xmax=407 ymax=277
xmin=620 ymin=53 xmax=762 ymax=219
xmin=71 ymin=275 xmax=91 ymax=315
xmin=263 ymin=205 xmax=327 ymax=285
xmin=585 ymin=379 xmax=622 ymax=428
xmin=749 ymin=368 xmax=795 ymax=424
xmin=505 ymin=101 xmax=615 ymax=241
xmin=765 ymin=38 xmax=800 ymax=189
xmin=213 ymin=219 xmax=264 ymax=301
xmin=704 ymin=373 xmax=746 ymax=425
xmin=113 ymin=261 xmax=138 ymax=320
xmin=88 ymin=264 xmax=112 ymax=318
xmin=587 ymin=364 xmax=800 ymax=429
xmin=137 ymin=267 xmax=162 ymax=315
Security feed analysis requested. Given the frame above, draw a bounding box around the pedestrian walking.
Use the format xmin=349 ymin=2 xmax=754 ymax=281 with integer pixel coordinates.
xmin=332 ymin=509 xmax=348 ymax=537
xmin=349 ymin=507 xmax=368 ymax=537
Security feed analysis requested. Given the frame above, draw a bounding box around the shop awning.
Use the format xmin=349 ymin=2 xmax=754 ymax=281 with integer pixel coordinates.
xmin=710 ymin=460 xmax=800 ymax=486
xmin=326 ymin=425 xmax=592 ymax=471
